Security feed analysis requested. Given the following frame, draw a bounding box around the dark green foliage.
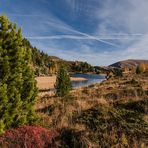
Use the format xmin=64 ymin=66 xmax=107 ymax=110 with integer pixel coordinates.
xmin=117 ymin=99 xmax=148 ymax=114
xmin=22 ymin=39 xmax=95 ymax=75
xmin=94 ymin=66 xmax=109 ymax=74
xmin=36 ymin=105 xmax=55 ymax=116
xmin=136 ymin=65 xmax=141 ymax=74
xmin=22 ymin=39 xmax=51 ymax=76
xmin=0 ymin=15 xmax=37 ymax=133
xmin=60 ymin=128 xmax=88 ymax=148
xmin=61 ymin=94 xmax=75 ymax=102
xmin=105 ymin=92 xmax=118 ymax=100
xmin=126 ymin=78 xmax=139 ymax=86
xmin=71 ymin=62 xmax=94 ymax=73
xmin=55 ymin=66 xmax=72 ymax=97
xmin=112 ymin=68 xmax=123 ymax=77
xmin=75 ymin=103 xmax=148 ymax=147
xmin=22 ymin=39 xmax=49 ymax=67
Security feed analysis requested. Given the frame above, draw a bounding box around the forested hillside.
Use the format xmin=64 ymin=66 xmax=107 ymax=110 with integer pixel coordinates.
xmin=22 ymin=39 xmax=94 ymax=76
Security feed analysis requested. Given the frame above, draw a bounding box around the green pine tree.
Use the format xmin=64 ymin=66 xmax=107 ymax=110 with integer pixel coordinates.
xmin=55 ymin=66 xmax=72 ymax=97
xmin=0 ymin=15 xmax=37 ymax=133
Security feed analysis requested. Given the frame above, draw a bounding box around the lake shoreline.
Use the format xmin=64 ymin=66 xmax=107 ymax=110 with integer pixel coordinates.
xmin=36 ymin=75 xmax=88 ymax=90
xmin=36 ymin=74 xmax=105 ymax=91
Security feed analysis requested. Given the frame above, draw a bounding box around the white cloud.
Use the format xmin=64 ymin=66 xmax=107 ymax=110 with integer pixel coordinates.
xmin=26 ymin=34 xmax=118 ymax=47
xmin=8 ymin=0 xmax=148 ymax=65
xmin=87 ymin=0 xmax=148 ymax=64
xmin=39 ymin=0 xmax=148 ymax=65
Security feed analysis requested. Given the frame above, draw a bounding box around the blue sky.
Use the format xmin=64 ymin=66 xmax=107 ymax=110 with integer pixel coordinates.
xmin=1 ymin=0 xmax=148 ymax=65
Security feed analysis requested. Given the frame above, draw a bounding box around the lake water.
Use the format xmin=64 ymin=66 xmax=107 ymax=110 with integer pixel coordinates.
xmin=71 ymin=73 xmax=106 ymax=88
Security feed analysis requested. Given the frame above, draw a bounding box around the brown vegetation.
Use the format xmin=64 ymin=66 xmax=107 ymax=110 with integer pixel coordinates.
xmin=35 ymin=73 xmax=148 ymax=147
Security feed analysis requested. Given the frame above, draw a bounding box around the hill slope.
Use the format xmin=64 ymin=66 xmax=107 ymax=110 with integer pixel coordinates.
xmin=109 ymin=59 xmax=148 ymax=69
xmin=22 ymin=39 xmax=94 ymax=75
xmin=36 ymin=73 xmax=148 ymax=147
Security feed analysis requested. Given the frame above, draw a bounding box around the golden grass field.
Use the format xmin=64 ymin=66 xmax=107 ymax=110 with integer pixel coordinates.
xmin=35 ymin=75 xmax=148 ymax=148
xmin=35 ymin=73 xmax=148 ymax=147
xmin=35 ymin=76 xmax=87 ymax=90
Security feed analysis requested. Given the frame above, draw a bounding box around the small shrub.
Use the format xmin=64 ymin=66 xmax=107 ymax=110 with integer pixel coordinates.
xmin=60 ymin=128 xmax=88 ymax=148
xmin=117 ymin=99 xmax=148 ymax=114
xmin=36 ymin=105 xmax=55 ymax=116
xmin=105 ymin=92 xmax=118 ymax=100
xmin=129 ymin=78 xmax=139 ymax=85
xmin=0 ymin=126 xmax=59 ymax=148
xmin=121 ymin=89 xmax=136 ymax=97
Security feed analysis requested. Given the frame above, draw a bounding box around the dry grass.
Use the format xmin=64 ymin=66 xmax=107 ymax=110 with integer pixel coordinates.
xmin=35 ymin=76 xmax=87 ymax=90
xmin=35 ymin=74 xmax=148 ymax=147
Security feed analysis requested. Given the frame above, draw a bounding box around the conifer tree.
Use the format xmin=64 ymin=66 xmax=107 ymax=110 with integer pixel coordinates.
xmin=55 ymin=66 xmax=72 ymax=97
xmin=0 ymin=15 xmax=37 ymax=133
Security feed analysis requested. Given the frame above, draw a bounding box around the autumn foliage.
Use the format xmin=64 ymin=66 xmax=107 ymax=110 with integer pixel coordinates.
xmin=0 ymin=126 xmax=59 ymax=148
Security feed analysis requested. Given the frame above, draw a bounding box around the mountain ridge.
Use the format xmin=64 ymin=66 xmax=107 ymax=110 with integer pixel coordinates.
xmin=109 ymin=59 xmax=148 ymax=69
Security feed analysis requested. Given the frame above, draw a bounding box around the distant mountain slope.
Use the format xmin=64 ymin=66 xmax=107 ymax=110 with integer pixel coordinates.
xmin=109 ymin=59 xmax=148 ymax=69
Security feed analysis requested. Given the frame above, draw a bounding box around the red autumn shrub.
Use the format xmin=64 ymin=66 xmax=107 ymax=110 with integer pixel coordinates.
xmin=0 ymin=125 xmax=59 ymax=148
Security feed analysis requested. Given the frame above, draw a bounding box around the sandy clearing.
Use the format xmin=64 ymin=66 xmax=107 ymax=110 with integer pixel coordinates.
xmin=35 ymin=76 xmax=87 ymax=90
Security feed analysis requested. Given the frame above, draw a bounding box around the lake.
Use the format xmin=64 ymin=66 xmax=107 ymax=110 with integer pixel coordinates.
xmin=71 ymin=73 xmax=106 ymax=88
